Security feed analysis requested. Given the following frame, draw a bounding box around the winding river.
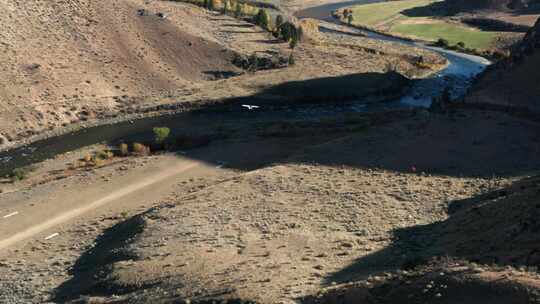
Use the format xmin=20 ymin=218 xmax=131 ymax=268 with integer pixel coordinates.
xmin=0 ymin=0 xmax=491 ymax=176
xmin=295 ymin=0 xmax=492 ymax=107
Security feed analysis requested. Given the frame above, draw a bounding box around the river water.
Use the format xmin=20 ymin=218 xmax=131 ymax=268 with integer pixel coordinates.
xmin=0 ymin=0 xmax=491 ymax=175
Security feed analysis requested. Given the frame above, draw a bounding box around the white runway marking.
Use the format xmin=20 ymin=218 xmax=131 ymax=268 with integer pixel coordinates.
xmin=44 ymin=233 xmax=59 ymax=240
xmin=3 ymin=212 xmax=19 ymax=219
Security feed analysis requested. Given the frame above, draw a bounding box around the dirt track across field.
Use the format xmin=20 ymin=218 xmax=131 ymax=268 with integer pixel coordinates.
xmin=0 ymin=158 xmax=202 ymax=251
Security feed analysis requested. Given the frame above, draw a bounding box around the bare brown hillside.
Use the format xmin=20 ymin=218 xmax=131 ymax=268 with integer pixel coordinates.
xmin=0 ymin=0 xmax=244 ymax=144
xmin=466 ymin=17 xmax=540 ymax=111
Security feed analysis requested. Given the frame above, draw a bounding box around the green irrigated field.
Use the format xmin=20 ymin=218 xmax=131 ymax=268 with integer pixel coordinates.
xmin=392 ymin=22 xmax=500 ymax=49
xmin=348 ymin=0 xmax=501 ymax=49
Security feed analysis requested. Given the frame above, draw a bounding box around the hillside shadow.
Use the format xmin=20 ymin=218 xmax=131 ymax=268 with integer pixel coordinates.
xmin=323 ymin=176 xmax=540 ymax=284
xmin=250 ymin=38 xmax=283 ymax=44
xmin=258 ymin=72 xmax=409 ymax=103
xmin=52 ymin=213 xmax=149 ymax=301
xmin=515 ymin=6 xmax=540 ymax=15
xmin=401 ymin=1 xmax=469 ymax=17
xmin=3 ymin=71 xmax=540 ymax=179
xmin=203 ymin=70 xmax=244 ymax=80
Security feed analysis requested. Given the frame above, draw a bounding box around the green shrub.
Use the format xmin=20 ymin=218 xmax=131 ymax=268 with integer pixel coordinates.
xmin=275 ymin=15 xmax=284 ymax=30
xmin=254 ymin=9 xmax=270 ymax=30
xmin=153 ymin=127 xmax=171 ymax=144
xmin=347 ymin=14 xmax=353 ymax=25
xmin=234 ymin=1 xmax=242 ymax=17
xmin=8 ymin=165 xmax=37 ymax=181
xmin=222 ymin=0 xmax=229 ymax=14
xmin=435 ymin=38 xmax=449 ymax=47
xmin=10 ymin=168 xmax=27 ymax=181
xmin=280 ymin=22 xmax=296 ymax=42
xmin=289 ymin=33 xmax=298 ymax=49
xmin=288 ymin=53 xmax=295 ymax=65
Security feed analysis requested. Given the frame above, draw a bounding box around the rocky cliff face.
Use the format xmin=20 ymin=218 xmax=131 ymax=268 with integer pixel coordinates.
xmin=466 ymin=17 xmax=540 ymax=112
xmin=514 ymin=17 xmax=540 ymax=56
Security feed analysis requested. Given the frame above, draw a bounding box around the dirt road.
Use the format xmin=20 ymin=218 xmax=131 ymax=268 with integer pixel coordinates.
xmin=0 ymin=155 xmax=221 ymax=251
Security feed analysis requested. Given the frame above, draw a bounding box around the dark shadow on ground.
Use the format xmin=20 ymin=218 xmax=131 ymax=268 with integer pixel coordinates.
xmin=515 ymin=6 xmax=540 ymax=15
xmin=302 ymin=257 xmax=537 ymax=304
xmin=318 ymin=26 xmax=367 ymax=37
xmin=221 ymin=30 xmax=265 ymax=34
xmin=222 ymin=23 xmax=256 ymax=28
xmin=52 ymin=213 xmax=150 ymax=301
xmin=323 ymin=176 xmax=540 ymax=284
xmin=249 ymin=39 xmax=283 ymax=44
xmin=258 ymin=72 xmax=408 ymax=103
xmin=202 ymin=70 xmax=244 ymax=80
xmin=461 ymin=17 xmax=531 ymax=32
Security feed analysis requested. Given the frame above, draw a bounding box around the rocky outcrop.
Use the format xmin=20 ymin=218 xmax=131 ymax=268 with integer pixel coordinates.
xmin=466 ymin=17 xmax=540 ymax=112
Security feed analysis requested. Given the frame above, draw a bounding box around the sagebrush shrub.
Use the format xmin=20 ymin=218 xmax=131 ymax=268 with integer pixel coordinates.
xmin=153 ymin=127 xmax=171 ymax=144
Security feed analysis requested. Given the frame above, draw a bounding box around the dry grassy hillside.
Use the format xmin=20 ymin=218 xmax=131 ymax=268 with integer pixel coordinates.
xmin=0 ymin=0 xmax=223 ymax=138
xmin=0 ymin=0 xmax=258 ymax=146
